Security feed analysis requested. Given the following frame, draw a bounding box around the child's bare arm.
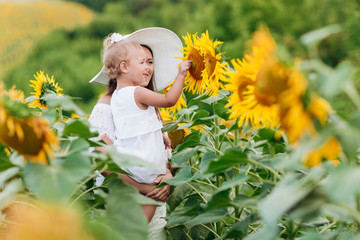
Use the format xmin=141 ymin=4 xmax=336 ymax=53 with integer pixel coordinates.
xmin=135 ymin=60 xmax=191 ymax=108
xmin=117 ymin=173 xmax=156 ymax=194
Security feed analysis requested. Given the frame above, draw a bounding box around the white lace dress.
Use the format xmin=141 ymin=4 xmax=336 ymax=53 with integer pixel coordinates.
xmin=88 ymin=102 xmax=167 ymax=240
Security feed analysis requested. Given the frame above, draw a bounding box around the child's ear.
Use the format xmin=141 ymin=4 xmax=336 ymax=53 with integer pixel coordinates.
xmin=119 ymin=61 xmax=128 ymax=73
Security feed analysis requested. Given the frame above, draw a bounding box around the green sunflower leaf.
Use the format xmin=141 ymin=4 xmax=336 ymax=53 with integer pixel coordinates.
xmin=205 ymin=147 xmax=248 ymax=173
xmin=63 ymin=118 xmax=97 ymax=139
xmin=42 ymin=93 xmax=85 ymax=116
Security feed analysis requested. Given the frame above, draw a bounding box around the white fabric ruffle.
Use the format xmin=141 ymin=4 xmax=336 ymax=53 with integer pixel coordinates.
xmin=88 ymin=103 xmax=116 ymax=142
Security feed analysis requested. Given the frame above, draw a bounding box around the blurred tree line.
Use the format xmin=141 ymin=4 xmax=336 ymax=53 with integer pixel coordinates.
xmin=3 ymin=0 xmax=359 ymax=114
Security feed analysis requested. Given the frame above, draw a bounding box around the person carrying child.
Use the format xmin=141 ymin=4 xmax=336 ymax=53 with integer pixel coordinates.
xmin=89 ymin=27 xmax=191 ymax=232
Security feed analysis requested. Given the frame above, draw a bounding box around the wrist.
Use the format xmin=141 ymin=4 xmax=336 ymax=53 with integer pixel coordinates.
xmin=178 ymin=72 xmax=187 ymax=78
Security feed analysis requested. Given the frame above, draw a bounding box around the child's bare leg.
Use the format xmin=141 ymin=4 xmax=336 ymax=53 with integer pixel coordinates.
xmin=142 ymin=205 xmax=156 ymax=222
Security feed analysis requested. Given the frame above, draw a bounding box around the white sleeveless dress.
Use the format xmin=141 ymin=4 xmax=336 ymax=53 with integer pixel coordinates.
xmin=111 ymin=86 xmax=167 ymax=184
xmin=88 ymin=100 xmax=167 ymax=240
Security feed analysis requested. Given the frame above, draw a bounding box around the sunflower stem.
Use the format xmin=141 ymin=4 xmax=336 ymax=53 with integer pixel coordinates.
xmin=68 ymin=164 xmax=107 ymax=201
xmin=234 ymin=127 xmax=239 ymax=146
xmin=200 ymin=224 xmax=221 ymax=238
xmin=186 ymin=183 xmax=207 ymax=203
xmin=319 ymin=219 xmax=337 ymax=234
xmin=213 ymin=115 xmax=224 ymax=235
xmin=233 ymin=127 xmax=241 ymax=219
xmin=57 ymin=106 xmax=64 ymax=122
xmin=70 ymin=185 xmax=100 ymax=206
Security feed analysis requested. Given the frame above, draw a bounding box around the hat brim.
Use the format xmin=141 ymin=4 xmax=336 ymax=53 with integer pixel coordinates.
xmin=89 ymin=27 xmax=183 ymax=91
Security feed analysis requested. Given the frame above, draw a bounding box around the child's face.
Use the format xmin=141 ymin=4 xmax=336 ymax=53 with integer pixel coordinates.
xmin=126 ymin=45 xmax=151 ymax=87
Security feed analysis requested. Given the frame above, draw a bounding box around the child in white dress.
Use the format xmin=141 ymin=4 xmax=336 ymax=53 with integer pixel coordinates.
xmin=101 ymin=39 xmax=191 ymax=221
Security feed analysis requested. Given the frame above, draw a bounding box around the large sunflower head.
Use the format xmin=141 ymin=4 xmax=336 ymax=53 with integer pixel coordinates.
xmin=225 ymin=29 xmax=281 ymax=129
xmin=197 ymin=30 xmax=228 ymax=96
xmin=0 ymin=84 xmax=59 ymax=163
xmin=254 ymin=58 xmax=291 ymax=106
xmin=178 ymin=33 xmax=208 ymax=95
xmin=3 ymin=200 xmax=94 ymax=240
xmin=276 ymin=68 xmax=317 ymax=144
xmin=279 ymin=99 xmax=315 ymax=145
xmin=29 ymin=71 xmax=63 ymax=109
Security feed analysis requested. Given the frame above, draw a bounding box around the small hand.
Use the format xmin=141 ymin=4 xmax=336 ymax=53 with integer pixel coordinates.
xmin=146 ymin=172 xmax=173 ymax=202
xmin=178 ymin=60 xmax=192 ymax=77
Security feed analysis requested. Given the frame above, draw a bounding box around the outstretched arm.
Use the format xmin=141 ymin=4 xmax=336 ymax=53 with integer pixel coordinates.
xmin=135 ymin=60 xmax=191 ymax=108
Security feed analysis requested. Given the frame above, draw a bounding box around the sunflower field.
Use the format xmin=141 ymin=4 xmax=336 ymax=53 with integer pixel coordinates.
xmin=0 ymin=19 xmax=360 ymax=239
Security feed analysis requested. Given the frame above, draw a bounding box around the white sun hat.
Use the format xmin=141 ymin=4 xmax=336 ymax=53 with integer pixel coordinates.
xmin=89 ymin=27 xmax=184 ymax=91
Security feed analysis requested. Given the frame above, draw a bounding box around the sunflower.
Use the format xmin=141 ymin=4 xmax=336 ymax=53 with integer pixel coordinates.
xmin=160 ymin=108 xmax=191 ymax=149
xmin=163 ymin=81 xmax=187 ymax=114
xmin=3 ymin=199 xmax=94 ymax=240
xmin=29 ymin=71 xmax=63 ymax=109
xmin=225 ymin=28 xmax=281 ymax=129
xmin=277 ymin=69 xmax=322 ymax=144
xmin=0 ymin=84 xmax=59 ymax=164
xmin=197 ymin=30 xmax=228 ymax=96
xmin=178 ymin=32 xmax=208 ymax=95
xmin=302 ymin=136 xmax=341 ymax=168
xmin=279 ymin=100 xmax=315 ymax=144
xmin=159 ymin=108 xmax=173 ymax=123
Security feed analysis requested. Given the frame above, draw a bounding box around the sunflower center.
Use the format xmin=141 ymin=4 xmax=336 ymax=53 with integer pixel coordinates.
xmin=0 ymin=117 xmax=43 ymax=155
xmin=188 ymin=48 xmax=205 ymax=81
xmin=236 ymin=78 xmax=253 ymax=101
xmin=254 ymin=59 xmax=290 ymax=106
xmin=204 ymin=51 xmax=216 ymax=79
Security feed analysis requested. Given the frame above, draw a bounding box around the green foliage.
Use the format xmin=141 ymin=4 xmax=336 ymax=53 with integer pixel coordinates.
xmin=0 ymin=92 xmax=154 ymax=239
xmin=63 ymin=0 xmax=119 ymax=12
xmin=1 ymin=2 xmax=360 ymax=238
xmin=3 ymin=0 xmax=359 ymax=114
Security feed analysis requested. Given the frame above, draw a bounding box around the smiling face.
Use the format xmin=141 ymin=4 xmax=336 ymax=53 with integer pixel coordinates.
xmin=142 ymin=46 xmax=154 ymax=86
xmin=125 ymin=44 xmax=151 ymax=87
